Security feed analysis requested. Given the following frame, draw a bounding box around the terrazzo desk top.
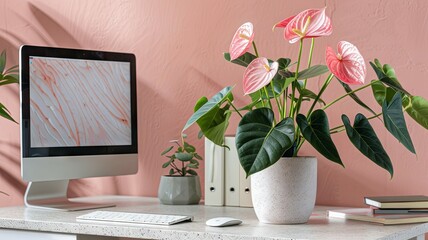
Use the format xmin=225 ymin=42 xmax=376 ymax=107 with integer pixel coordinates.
xmin=0 ymin=196 xmax=427 ymax=240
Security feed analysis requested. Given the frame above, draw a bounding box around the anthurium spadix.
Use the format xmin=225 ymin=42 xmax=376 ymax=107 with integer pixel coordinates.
xmin=326 ymin=41 xmax=366 ymax=85
xmin=229 ymin=22 xmax=254 ymax=60
xmin=243 ymin=58 xmax=279 ymax=95
xmin=273 ymin=8 xmax=332 ymax=44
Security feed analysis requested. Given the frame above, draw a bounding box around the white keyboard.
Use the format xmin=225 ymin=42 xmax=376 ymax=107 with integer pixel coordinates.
xmin=76 ymin=211 xmax=193 ymax=226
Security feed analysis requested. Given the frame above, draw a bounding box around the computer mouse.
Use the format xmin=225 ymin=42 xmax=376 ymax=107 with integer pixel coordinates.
xmin=206 ymin=217 xmax=242 ymax=227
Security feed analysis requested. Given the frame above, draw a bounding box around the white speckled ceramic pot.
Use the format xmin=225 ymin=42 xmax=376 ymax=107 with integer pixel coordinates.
xmin=251 ymin=157 xmax=317 ymax=224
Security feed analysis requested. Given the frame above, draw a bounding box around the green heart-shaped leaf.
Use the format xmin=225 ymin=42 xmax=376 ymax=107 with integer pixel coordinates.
xmin=296 ymin=110 xmax=342 ymax=166
xmin=183 ymin=86 xmax=233 ymax=131
xmin=373 ymin=81 xmax=428 ymax=131
xmin=277 ymin=58 xmax=291 ymax=70
xmin=262 ymin=74 xmax=295 ymax=99
xmin=371 ymin=59 xmax=399 ymax=80
xmin=237 ymin=100 xmax=261 ymax=111
xmin=278 ymin=69 xmax=294 ymax=78
xmin=184 ymin=87 xmax=233 ymax=145
xmin=224 ymin=52 xmax=257 ymax=67
xmin=297 ymin=65 xmax=329 ymax=80
xmin=297 ymin=88 xmax=325 ymax=105
xmin=371 ymin=80 xmax=398 ymax=107
xmin=371 ymin=80 xmax=387 ymax=106
xmin=370 ymin=60 xmax=387 ymax=80
xmin=197 ymin=107 xmax=232 ymax=146
xmin=379 ymin=76 xmax=410 ymax=96
xmin=369 ymin=61 xmax=410 ymax=96
xmin=383 ymin=64 xmax=397 ymax=79
xmin=193 ymin=96 xmax=208 ymax=112
xmin=382 ymin=92 xmax=415 ymax=153
xmin=236 ymin=108 xmax=295 ymax=177
xmin=194 ymin=99 xmax=231 ymax=146
xmin=403 ymin=96 xmax=428 ymax=130
xmin=262 ymin=74 xmax=286 ymax=98
xmin=342 ymin=114 xmax=393 ymax=177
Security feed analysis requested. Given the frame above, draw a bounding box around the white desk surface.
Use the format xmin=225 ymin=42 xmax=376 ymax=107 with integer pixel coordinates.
xmin=0 ymin=195 xmax=427 ymax=240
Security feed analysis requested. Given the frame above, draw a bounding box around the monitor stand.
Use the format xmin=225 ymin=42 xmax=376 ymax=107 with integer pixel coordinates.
xmin=24 ymin=180 xmax=115 ymax=211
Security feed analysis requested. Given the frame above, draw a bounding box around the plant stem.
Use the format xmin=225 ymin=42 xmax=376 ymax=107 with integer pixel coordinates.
xmin=295 ymin=39 xmax=304 ymax=82
xmin=271 ymin=83 xmax=282 ymax=119
xmin=227 ymin=99 xmax=243 ymax=118
xmin=171 ymin=162 xmax=181 ymax=175
xmin=322 ymin=80 xmax=380 ymax=111
xmin=290 ymin=83 xmax=296 ymax=117
xmin=259 ymin=89 xmax=266 ymax=107
xmin=294 ymin=38 xmax=316 ymax=126
xmin=307 ymin=73 xmax=334 ymax=117
xmin=181 ymin=160 xmax=185 ymax=176
xmin=289 ymin=39 xmax=304 ymax=118
xmin=330 ymin=112 xmax=382 ymax=134
xmin=252 ymin=41 xmax=264 ymax=108
xmin=263 ymin=87 xmax=273 ymax=109
xmin=303 ymin=38 xmax=315 ymax=89
xmin=367 ymin=112 xmax=383 ymax=120
xmin=283 ymin=88 xmax=288 ymax=118
xmin=295 ymin=137 xmax=306 ymax=154
xmin=263 ymin=87 xmax=276 ymax=124
xmin=252 ymin=41 xmax=259 ymax=58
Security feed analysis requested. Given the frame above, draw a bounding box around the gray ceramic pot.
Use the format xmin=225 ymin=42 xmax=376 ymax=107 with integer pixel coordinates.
xmin=158 ymin=175 xmax=201 ymax=205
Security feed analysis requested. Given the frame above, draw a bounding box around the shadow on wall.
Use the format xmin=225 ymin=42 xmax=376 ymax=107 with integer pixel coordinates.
xmin=0 ymin=141 xmax=26 ymax=195
xmin=0 ymin=28 xmax=23 ymax=200
xmin=27 ymin=3 xmax=81 ymax=48
xmin=0 ymin=2 xmax=87 ymax=202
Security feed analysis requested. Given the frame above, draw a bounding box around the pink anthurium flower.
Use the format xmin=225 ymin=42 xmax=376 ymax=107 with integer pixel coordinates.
xmin=229 ymin=22 xmax=254 ymax=60
xmin=243 ymin=58 xmax=279 ymax=95
xmin=326 ymin=41 xmax=366 ymax=85
xmin=273 ymin=8 xmax=332 ymax=44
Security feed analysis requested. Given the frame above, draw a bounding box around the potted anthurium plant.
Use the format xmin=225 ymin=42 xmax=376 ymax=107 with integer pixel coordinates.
xmin=182 ymin=8 xmax=428 ymax=224
xmin=158 ymin=134 xmax=202 ymax=205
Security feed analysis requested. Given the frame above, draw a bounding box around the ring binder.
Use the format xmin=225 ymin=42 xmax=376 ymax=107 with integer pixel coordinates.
xmin=204 ymin=138 xmax=224 ymax=206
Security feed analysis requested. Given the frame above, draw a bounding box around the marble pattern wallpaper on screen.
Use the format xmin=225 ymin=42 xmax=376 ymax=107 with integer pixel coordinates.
xmin=30 ymin=57 xmax=131 ymax=147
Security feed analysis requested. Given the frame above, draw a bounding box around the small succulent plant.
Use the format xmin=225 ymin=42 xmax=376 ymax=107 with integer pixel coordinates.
xmin=161 ymin=134 xmax=202 ymax=176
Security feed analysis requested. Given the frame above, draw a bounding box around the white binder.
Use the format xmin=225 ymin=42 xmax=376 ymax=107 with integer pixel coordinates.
xmin=239 ymin=165 xmax=253 ymax=207
xmin=204 ymin=138 xmax=224 ymax=206
xmin=224 ymin=136 xmax=240 ymax=207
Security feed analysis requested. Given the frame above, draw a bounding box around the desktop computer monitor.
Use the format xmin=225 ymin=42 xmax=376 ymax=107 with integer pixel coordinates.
xmin=20 ymin=45 xmax=138 ymax=211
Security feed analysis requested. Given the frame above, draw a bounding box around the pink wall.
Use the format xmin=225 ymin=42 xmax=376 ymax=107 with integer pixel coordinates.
xmin=1 ymin=0 xmax=428 ymax=207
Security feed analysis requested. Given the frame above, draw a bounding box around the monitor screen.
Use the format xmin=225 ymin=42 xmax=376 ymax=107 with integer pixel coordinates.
xmin=20 ymin=46 xmax=138 ymax=184
xmin=21 ymin=46 xmax=138 ymax=159
xmin=29 ymin=57 xmax=132 ymax=148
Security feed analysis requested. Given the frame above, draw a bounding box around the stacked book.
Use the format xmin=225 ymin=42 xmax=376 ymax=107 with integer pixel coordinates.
xmin=328 ymin=195 xmax=428 ymax=225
